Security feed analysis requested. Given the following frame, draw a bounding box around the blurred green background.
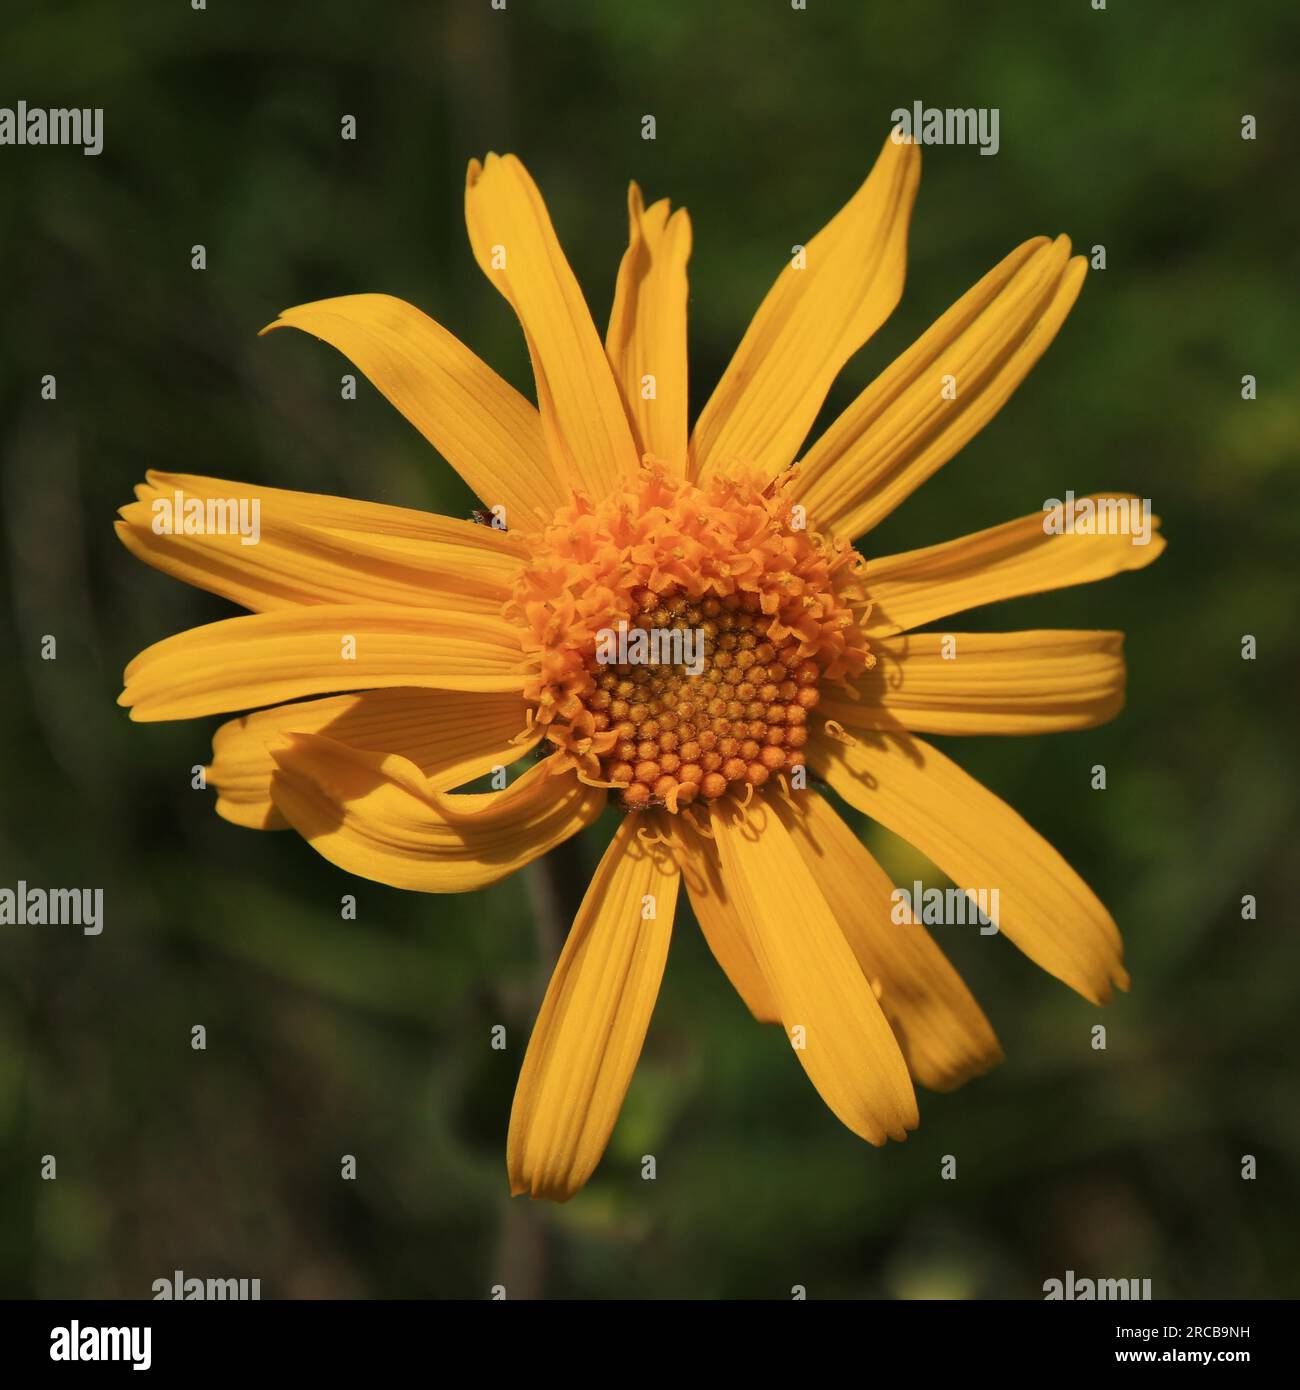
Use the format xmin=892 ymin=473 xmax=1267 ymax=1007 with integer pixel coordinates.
xmin=1 ymin=0 xmax=1297 ymax=1299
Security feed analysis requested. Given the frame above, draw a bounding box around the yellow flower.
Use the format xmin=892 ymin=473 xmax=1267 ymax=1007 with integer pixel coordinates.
xmin=117 ymin=134 xmax=1164 ymax=1202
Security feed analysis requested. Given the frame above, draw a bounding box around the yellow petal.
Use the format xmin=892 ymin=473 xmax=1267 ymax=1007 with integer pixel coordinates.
xmin=123 ymin=472 xmax=528 ymax=608
xmin=861 ymin=494 xmax=1166 ymax=635
xmin=131 ymin=470 xmax=531 ymax=552
xmin=710 ymin=799 xmax=917 ymax=1144
xmin=796 ymin=236 xmax=1087 ymax=539
xmin=812 ymin=729 xmax=1128 ymax=1004
xmin=823 ymin=630 xmax=1127 ymax=736
xmin=777 ymin=791 xmax=1002 ymax=1091
xmin=466 ymin=153 xmax=640 ymax=500
xmin=268 ymin=737 xmax=604 ymax=892
xmin=605 ymin=184 xmax=692 ymax=472
xmin=692 ymin=131 xmax=920 ymax=485
xmin=208 ymin=688 xmax=537 ymax=830
xmin=677 ymin=823 xmax=779 ymax=1023
xmin=120 ymin=604 xmax=526 ymax=722
xmin=263 ymin=294 xmax=565 ymax=531
xmin=508 ymin=814 xmax=679 ymax=1201
xmin=117 ymin=473 xmax=519 ymax=613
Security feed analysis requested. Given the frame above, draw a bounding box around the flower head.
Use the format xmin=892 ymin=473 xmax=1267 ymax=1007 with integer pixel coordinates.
xmin=118 ymin=133 xmax=1164 ymax=1201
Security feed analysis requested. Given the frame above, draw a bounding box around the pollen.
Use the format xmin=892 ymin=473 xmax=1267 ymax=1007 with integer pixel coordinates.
xmin=507 ymin=464 xmax=874 ymax=812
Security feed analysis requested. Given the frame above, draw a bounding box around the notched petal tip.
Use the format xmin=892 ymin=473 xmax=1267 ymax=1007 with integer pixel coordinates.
xmin=930 ymin=1041 xmax=1007 ymax=1096
xmin=886 ymin=125 xmax=923 ymax=161
xmin=467 ymin=151 xmax=511 ymax=187
xmin=266 ymin=729 xmax=313 ymax=765
xmin=508 ymin=1168 xmax=580 ymax=1204
xmin=666 ymin=204 xmax=693 ymax=252
xmin=1075 ymin=968 xmax=1125 ymax=1009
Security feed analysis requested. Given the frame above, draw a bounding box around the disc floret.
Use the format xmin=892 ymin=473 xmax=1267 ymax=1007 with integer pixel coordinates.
xmin=508 ymin=465 xmax=874 ymax=811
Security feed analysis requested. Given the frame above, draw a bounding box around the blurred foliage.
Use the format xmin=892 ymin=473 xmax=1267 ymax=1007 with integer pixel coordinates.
xmin=1 ymin=0 xmax=1298 ymax=1299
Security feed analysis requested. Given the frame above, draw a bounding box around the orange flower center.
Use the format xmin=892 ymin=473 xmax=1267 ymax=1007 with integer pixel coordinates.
xmin=507 ymin=465 xmax=874 ymax=813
